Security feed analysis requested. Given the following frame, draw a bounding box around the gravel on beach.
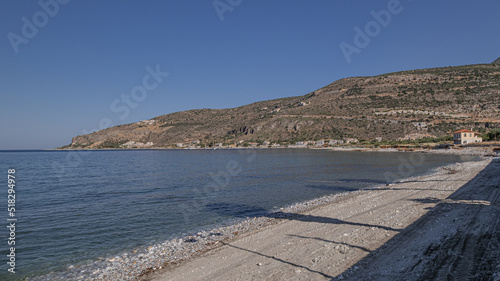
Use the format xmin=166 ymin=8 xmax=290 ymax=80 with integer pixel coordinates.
xmin=29 ymin=152 xmax=497 ymax=281
xmin=30 ymin=187 xmax=365 ymax=281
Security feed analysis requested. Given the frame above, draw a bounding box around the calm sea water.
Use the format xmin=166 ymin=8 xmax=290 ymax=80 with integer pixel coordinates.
xmin=0 ymin=149 xmax=478 ymax=280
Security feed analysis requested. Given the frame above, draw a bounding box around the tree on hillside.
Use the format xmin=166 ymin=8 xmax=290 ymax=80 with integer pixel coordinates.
xmin=483 ymin=129 xmax=500 ymax=141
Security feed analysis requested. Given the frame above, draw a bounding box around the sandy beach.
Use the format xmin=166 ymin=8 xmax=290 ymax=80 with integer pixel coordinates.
xmin=143 ymin=157 xmax=500 ymax=281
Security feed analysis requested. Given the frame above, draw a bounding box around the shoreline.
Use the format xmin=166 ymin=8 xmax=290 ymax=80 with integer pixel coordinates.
xmin=43 ymin=145 xmax=499 ymax=159
xmin=30 ymin=187 xmax=369 ymax=281
xmin=145 ymin=157 xmax=498 ymax=281
xmin=29 ymin=154 xmax=495 ymax=281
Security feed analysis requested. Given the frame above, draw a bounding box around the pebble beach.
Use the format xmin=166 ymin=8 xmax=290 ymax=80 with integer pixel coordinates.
xmin=29 ymin=148 xmax=498 ymax=280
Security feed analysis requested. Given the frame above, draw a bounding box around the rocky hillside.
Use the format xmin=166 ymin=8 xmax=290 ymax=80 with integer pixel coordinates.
xmin=66 ymin=63 xmax=500 ymax=149
xmin=493 ymin=57 xmax=500 ymax=64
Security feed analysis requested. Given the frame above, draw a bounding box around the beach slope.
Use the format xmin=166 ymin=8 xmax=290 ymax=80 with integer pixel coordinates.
xmin=146 ymin=158 xmax=499 ymax=281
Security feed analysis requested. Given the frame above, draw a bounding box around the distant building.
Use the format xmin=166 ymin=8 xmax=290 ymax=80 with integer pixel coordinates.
xmin=329 ymin=139 xmax=344 ymax=145
xmin=413 ymin=122 xmax=428 ymax=131
xmin=248 ymin=142 xmax=258 ymax=148
xmin=288 ymin=141 xmax=307 ymax=148
xmin=122 ymin=141 xmax=154 ymax=148
xmin=397 ymin=133 xmax=435 ymax=141
xmin=453 ymin=129 xmax=482 ymax=145
xmin=345 ymin=138 xmax=359 ymax=144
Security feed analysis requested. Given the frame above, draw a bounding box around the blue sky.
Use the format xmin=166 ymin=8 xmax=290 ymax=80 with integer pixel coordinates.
xmin=1 ymin=0 xmax=499 ymax=149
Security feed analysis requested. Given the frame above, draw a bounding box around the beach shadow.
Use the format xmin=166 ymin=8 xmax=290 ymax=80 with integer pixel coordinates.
xmin=410 ymin=197 xmax=442 ymax=204
xmin=205 ymin=203 xmax=401 ymax=232
xmin=204 ymin=202 xmax=393 ymax=280
xmin=308 ymin=184 xmax=451 ymax=193
xmin=288 ymin=234 xmax=371 ymax=253
xmin=331 ymin=158 xmax=500 ymax=280
xmin=367 ymin=187 xmax=451 ymax=192
xmin=336 ymin=178 xmax=388 ymax=184
xmin=397 ymin=179 xmax=468 ymax=184
xmin=306 ymin=184 xmax=360 ymax=192
xmin=219 ymin=241 xmax=334 ymax=279
xmin=277 ymin=212 xmax=401 ymax=232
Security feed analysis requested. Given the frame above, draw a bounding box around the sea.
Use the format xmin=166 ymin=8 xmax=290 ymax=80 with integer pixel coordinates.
xmin=0 ymin=149 xmax=479 ymax=280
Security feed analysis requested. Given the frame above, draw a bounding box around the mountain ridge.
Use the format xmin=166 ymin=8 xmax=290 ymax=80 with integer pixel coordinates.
xmin=65 ymin=63 xmax=500 ymax=149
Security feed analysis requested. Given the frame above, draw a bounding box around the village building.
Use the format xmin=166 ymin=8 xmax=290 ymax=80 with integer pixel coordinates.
xmin=315 ymin=140 xmax=325 ymax=146
xmin=345 ymin=138 xmax=359 ymax=144
xmin=452 ymin=129 xmax=482 ymax=145
xmin=122 ymin=141 xmax=154 ymax=148
xmin=329 ymin=139 xmax=344 ymax=145
xmin=248 ymin=142 xmax=258 ymax=148
xmin=397 ymin=133 xmax=435 ymax=141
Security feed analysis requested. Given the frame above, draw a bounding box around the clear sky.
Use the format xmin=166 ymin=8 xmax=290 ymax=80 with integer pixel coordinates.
xmin=1 ymin=0 xmax=499 ymax=150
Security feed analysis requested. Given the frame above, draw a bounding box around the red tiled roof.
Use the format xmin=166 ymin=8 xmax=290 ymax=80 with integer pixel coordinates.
xmin=453 ymin=129 xmax=475 ymax=133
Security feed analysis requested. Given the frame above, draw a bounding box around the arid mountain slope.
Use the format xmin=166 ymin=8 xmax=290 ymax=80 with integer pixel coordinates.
xmin=67 ymin=64 xmax=500 ymax=149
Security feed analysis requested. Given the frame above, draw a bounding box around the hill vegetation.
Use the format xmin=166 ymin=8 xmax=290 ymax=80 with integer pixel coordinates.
xmin=65 ymin=63 xmax=500 ymax=149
